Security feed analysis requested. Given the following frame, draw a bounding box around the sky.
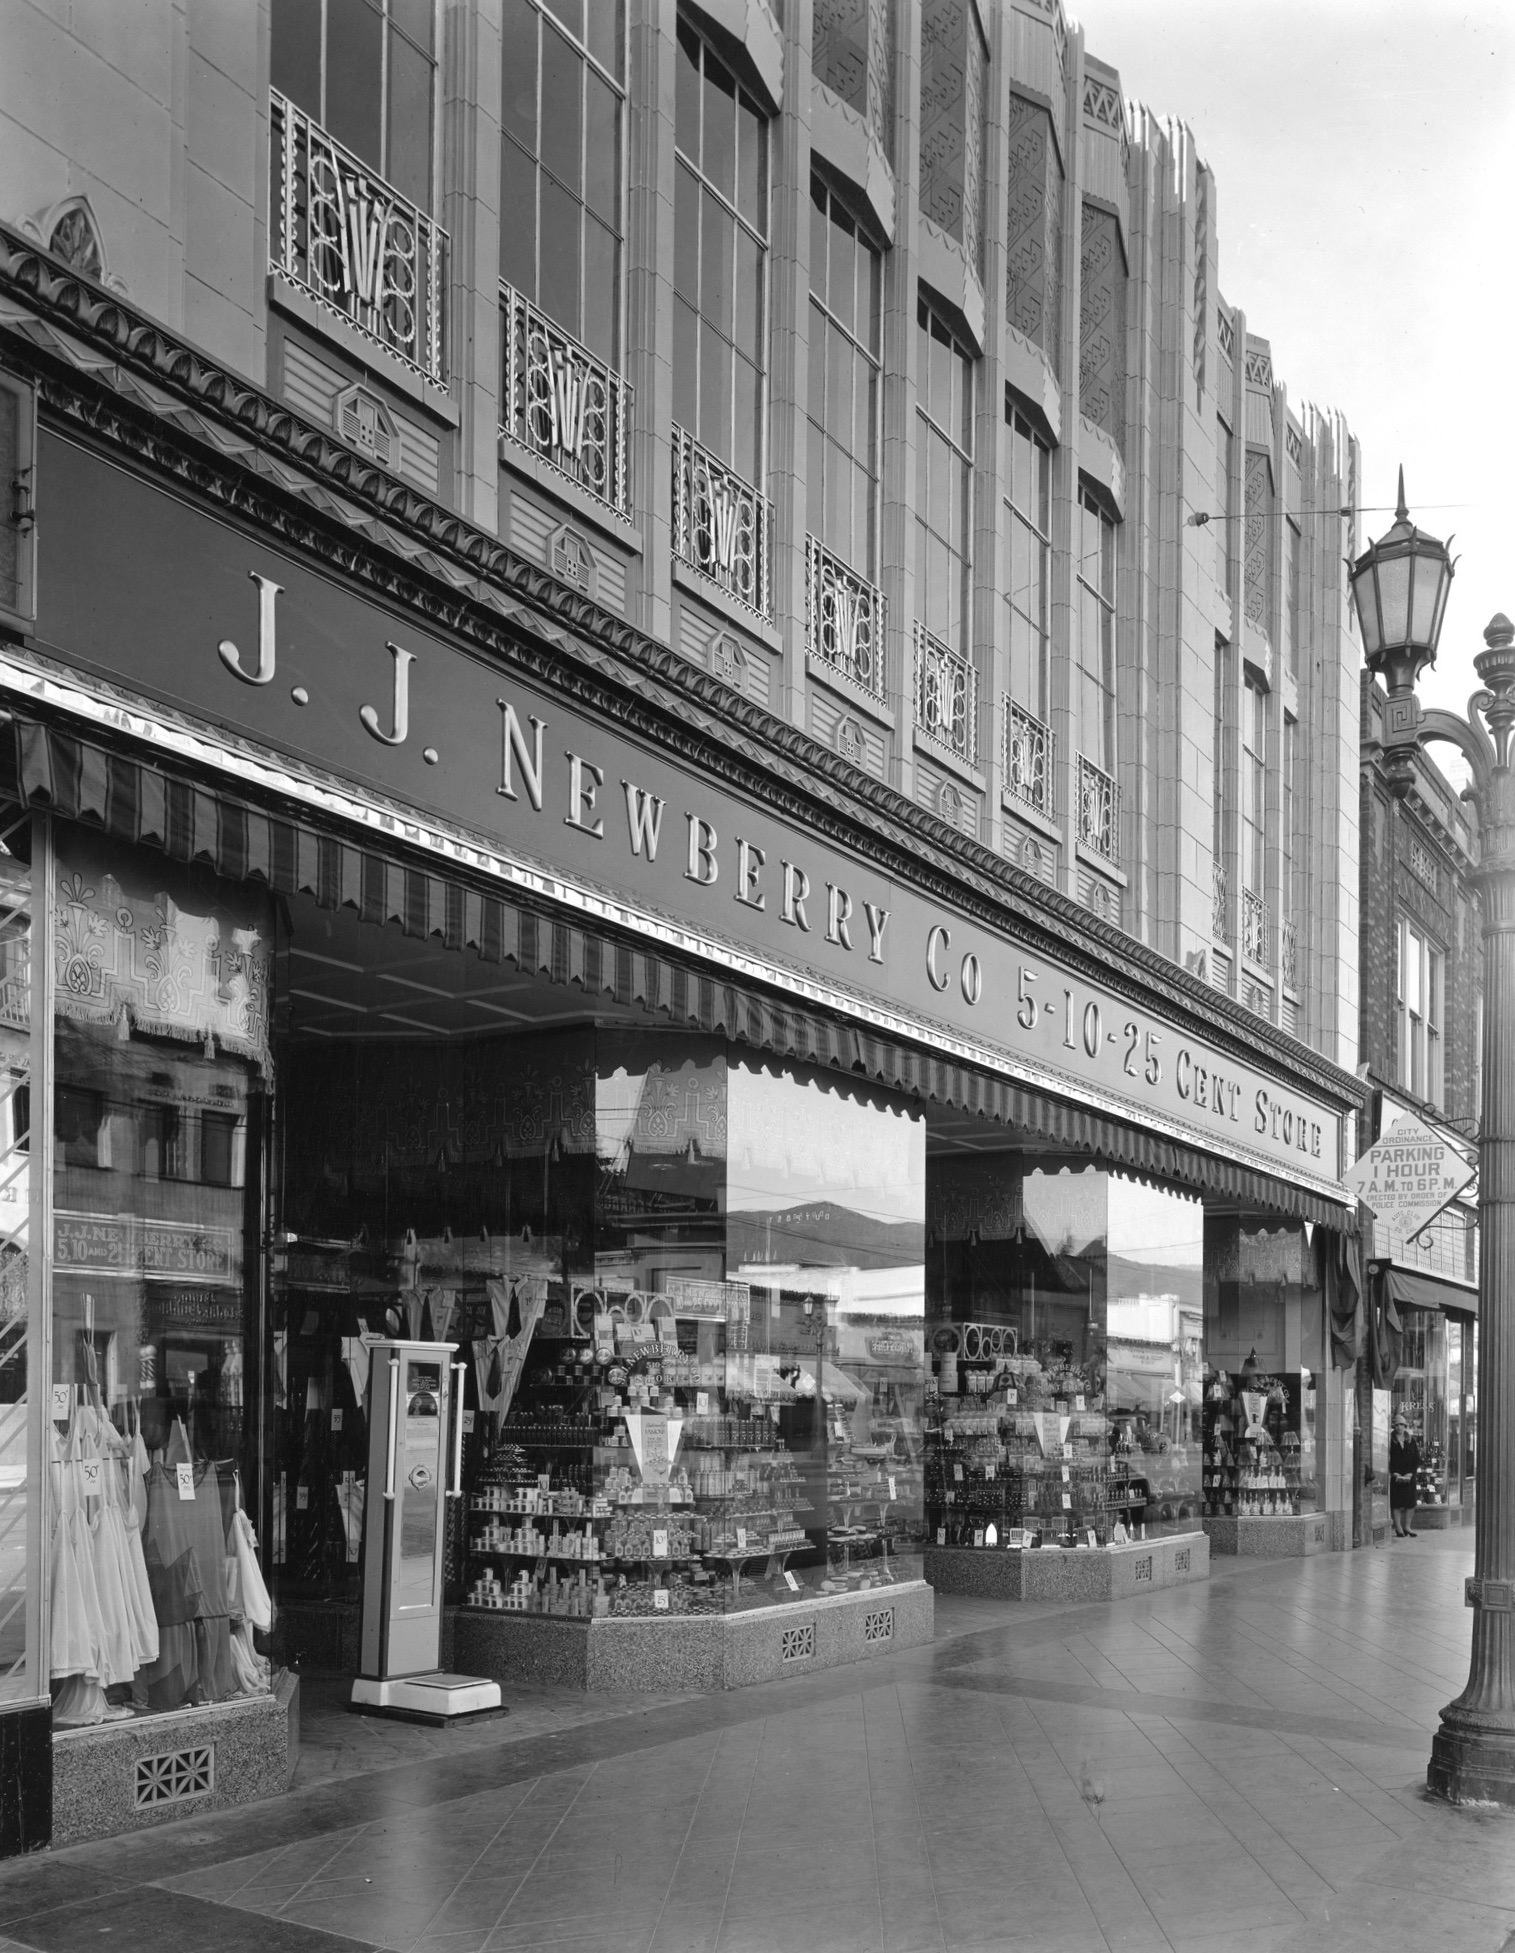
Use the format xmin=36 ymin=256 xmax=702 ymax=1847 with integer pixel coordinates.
xmin=1069 ymin=0 xmax=1515 ymax=737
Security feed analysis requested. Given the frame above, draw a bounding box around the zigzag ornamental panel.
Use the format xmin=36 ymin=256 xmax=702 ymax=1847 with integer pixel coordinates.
xmin=1081 ymin=77 xmax=1129 ymax=165
xmin=1244 ymin=448 xmax=1273 ymax=631
xmin=1079 ymin=205 xmax=1126 ymax=446
xmin=868 ymin=0 xmax=895 ymax=149
xmin=813 ymin=0 xmax=869 ymax=116
xmin=1005 ymin=95 xmax=1061 ymax=363
xmin=919 ymin=2 xmax=971 ymax=245
xmin=1192 ymin=171 xmax=1210 ymax=397
xmin=1245 ymin=347 xmax=1274 ymax=388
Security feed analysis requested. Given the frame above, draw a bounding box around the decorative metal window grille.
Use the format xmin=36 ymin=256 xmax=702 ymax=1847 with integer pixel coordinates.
xmin=805 ymin=536 xmax=886 ymax=700
xmin=672 ymin=425 xmax=772 ymax=620
xmin=1174 ymin=1548 xmax=1191 ymax=1574
xmin=914 ymin=623 xmax=976 ymax=764
xmin=1212 ymin=861 xmax=1229 ymax=943
xmin=1076 ymin=754 xmax=1119 ymax=861
xmin=780 ymin=1622 xmax=815 ymax=1662
xmin=1281 ymin=917 xmax=1299 ymax=992
xmin=500 ymin=282 xmax=631 ymax=516
xmin=1133 ymin=1555 xmax=1153 ymax=1582
xmin=1242 ymin=887 xmax=1269 ymax=966
xmin=1003 ymin=700 xmax=1053 ymax=816
xmin=862 ymin=1607 xmax=894 ymax=1643
xmin=269 ymin=91 xmax=447 ymax=387
xmin=135 ymin=1746 xmax=214 ymax=1808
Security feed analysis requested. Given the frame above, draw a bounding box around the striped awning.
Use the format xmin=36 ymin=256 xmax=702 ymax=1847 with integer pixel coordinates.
xmin=0 ymin=715 xmax=1354 ymax=1229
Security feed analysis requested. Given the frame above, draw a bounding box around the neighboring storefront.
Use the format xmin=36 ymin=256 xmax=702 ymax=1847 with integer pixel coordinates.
xmin=0 ymin=380 xmax=1362 ymax=1849
xmin=1367 ymin=1092 xmax=1478 ymax=1526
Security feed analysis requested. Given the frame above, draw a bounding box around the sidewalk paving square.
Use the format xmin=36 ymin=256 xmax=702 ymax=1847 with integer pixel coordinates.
xmin=2 ymin=1531 xmax=1512 ymax=1953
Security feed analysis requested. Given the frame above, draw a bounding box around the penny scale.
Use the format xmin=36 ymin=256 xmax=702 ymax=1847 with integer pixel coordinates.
xmin=350 ymin=1340 xmax=503 ymax=1724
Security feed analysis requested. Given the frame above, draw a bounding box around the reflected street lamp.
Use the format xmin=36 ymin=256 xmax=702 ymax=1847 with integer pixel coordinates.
xmin=1350 ymin=473 xmax=1515 ymax=1804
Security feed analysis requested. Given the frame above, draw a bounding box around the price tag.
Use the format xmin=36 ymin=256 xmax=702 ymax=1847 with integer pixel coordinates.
xmin=331 ymin=1409 xmax=343 ymax=1431
xmin=887 ymin=1475 xmax=897 ymax=1501
xmin=1061 ymin=1466 xmax=1071 ymax=1483
xmin=77 ymin=1458 xmax=103 ymax=1496
xmin=985 ymin=1463 xmax=996 ymax=1480
xmin=651 ymin=1529 xmax=669 ymax=1559
xmin=973 ymin=1528 xmax=984 ymax=1548
xmin=1075 ymin=1394 xmax=1086 ymax=1412
xmin=1007 ymin=1388 xmax=1018 ymax=1406
xmin=936 ymin=1527 xmax=947 ymax=1545
xmin=953 ymin=1463 xmax=963 ymax=1482
xmin=177 ymin=1464 xmax=196 ymax=1502
xmin=653 ymin=1589 xmax=670 ymax=1611
xmin=1061 ymin=1492 xmax=1073 ymax=1509
xmin=295 ymin=1483 xmax=309 ymax=1510
xmin=462 ymin=1410 xmax=476 ymax=1433
xmin=51 ymin=1384 xmax=72 ymax=1423
xmin=735 ymin=1526 xmax=747 ymax=1551
xmin=783 ymin=1570 xmax=799 ymax=1591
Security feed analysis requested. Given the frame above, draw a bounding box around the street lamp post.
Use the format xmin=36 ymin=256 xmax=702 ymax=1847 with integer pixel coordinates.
xmin=1351 ymin=473 xmax=1515 ymax=1805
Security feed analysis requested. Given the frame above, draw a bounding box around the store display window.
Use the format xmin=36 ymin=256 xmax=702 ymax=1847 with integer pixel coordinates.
xmin=1202 ymin=1218 xmax=1323 ymax=1518
xmin=1391 ymin=1306 xmax=1451 ymax=1508
xmin=923 ymin=1142 xmax=1204 ymax=1549
xmin=46 ymin=829 xmax=272 ymax=1728
xmin=270 ymin=892 xmax=927 ymax=1624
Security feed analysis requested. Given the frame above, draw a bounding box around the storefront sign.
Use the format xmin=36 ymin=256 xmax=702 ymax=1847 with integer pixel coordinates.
xmin=1344 ymin=1113 xmax=1475 ymax=1239
xmin=35 ymin=436 xmax=1349 ymax=1194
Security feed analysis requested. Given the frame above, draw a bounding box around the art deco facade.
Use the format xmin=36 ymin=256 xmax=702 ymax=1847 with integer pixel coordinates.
xmin=0 ymin=0 xmax=1366 ymax=1851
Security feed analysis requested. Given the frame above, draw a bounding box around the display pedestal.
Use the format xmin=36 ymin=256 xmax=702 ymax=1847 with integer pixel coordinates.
xmin=1413 ymin=1504 xmax=1456 ymax=1530
xmin=51 ymin=1669 xmax=298 ymax=1847
xmin=925 ymin=1532 xmax=1207 ymax=1602
xmin=1203 ymin=1512 xmax=1329 ymax=1557
xmin=452 ymin=1580 xmax=932 ymax=1692
xmin=349 ymin=1671 xmax=503 ymax=1726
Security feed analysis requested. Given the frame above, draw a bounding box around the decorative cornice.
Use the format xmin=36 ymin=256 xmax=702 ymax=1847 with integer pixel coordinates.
xmin=0 ymin=226 xmax=1364 ymax=1115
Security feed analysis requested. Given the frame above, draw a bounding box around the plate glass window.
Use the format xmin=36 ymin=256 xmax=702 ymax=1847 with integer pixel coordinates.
xmin=499 ymin=0 xmax=625 ymax=365
xmin=807 ymin=180 xmax=882 ymax=577
xmin=673 ymin=22 xmax=769 ymax=482
xmin=1075 ymin=490 xmax=1116 ymax=776
xmin=1005 ymin=404 xmax=1051 ymax=721
xmin=271 ymin=0 xmax=437 ymax=207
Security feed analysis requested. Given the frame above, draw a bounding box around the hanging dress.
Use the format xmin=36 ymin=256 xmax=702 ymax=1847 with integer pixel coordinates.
xmin=49 ymin=1416 xmax=108 ymax=1727
xmin=76 ymin=1405 xmax=139 ymax=1688
xmin=108 ymin=1409 xmax=159 ymax=1670
xmin=136 ymin=1426 xmax=235 ymax=1710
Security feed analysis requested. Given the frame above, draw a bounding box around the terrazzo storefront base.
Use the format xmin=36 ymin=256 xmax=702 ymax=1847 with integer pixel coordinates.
xmin=924 ymin=1532 xmax=1209 ymax=1602
xmin=50 ymin=1669 xmax=299 ymax=1847
xmin=451 ymin=1581 xmax=933 ymax=1693
xmin=1203 ymin=1513 xmax=1330 ymax=1557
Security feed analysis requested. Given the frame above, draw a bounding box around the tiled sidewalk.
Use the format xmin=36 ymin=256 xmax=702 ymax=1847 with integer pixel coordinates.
xmin=3 ymin=1530 xmax=1513 ymax=1953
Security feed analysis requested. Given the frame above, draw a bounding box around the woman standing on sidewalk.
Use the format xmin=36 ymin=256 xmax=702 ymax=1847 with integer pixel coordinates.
xmin=1389 ymin=1413 xmax=1421 ymax=1538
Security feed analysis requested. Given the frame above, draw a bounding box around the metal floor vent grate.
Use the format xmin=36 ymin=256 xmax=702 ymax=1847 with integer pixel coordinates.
xmin=862 ymin=1608 xmax=894 ymax=1643
xmin=780 ymin=1622 xmax=815 ymax=1662
xmin=135 ymin=1745 xmax=215 ymax=1808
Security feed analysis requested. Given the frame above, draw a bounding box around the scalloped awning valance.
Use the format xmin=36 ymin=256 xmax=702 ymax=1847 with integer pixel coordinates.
xmin=0 ymin=714 xmax=1354 ymax=1229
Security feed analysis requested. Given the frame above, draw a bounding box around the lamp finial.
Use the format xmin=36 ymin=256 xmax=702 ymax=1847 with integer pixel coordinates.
xmin=1396 ymin=466 xmax=1408 ymax=523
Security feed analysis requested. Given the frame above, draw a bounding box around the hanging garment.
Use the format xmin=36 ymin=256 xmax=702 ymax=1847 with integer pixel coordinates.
xmin=227 ymin=1618 xmax=270 ymax=1696
xmin=137 ymin=1456 xmax=236 ymax=1711
xmin=335 ymin=1475 xmax=365 ymax=1565
xmin=76 ymin=1407 xmax=141 ymax=1687
xmin=229 ymin=1507 xmax=273 ymax=1631
xmin=106 ymin=1413 xmax=159 ymax=1670
xmin=48 ymin=1425 xmax=102 ymax=1690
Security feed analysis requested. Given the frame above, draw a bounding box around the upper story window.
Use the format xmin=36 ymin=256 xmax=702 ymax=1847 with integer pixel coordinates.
xmin=1213 ymin=633 xmax=1228 ymax=868
xmin=272 ymin=0 xmax=436 ymax=207
xmin=808 ymin=180 xmax=882 ymax=577
xmin=1075 ymin=488 xmax=1116 ymax=777
xmin=1241 ymin=674 xmax=1266 ymax=898
xmin=1005 ymin=402 xmax=1051 ymax=723
xmin=500 ymin=0 xmax=625 ymax=365
xmin=915 ymin=299 xmax=973 ymax=649
xmin=1399 ymin=921 xmax=1444 ymax=1108
xmin=673 ymin=21 xmax=768 ymax=483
